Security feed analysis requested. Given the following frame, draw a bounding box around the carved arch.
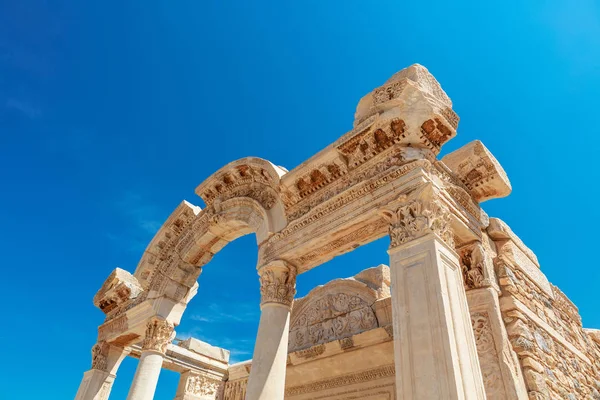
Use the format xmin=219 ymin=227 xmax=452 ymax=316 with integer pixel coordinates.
xmin=123 ymin=157 xmax=288 ymax=327
xmin=288 ymin=279 xmax=379 ymax=352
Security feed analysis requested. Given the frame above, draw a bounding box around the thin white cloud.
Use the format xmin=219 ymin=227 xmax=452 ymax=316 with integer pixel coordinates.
xmin=5 ymin=98 xmax=41 ymax=119
xmin=189 ymin=302 xmax=259 ymax=323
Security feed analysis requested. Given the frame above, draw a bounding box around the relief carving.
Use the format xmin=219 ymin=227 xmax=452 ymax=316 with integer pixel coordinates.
xmin=460 ymin=242 xmax=495 ymax=290
xmin=186 ymin=374 xmax=221 ymax=396
xmin=223 ymin=379 xmax=247 ymax=400
xmin=471 ymin=312 xmax=505 ymax=399
xmin=142 ymin=318 xmax=175 ymax=354
xmin=289 ymin=292 xmax=377 ymax=352
xmin=337 ymin=119 xmax=406 ymax=169
xmin=285 ymin=364 xmax=395 ymax=397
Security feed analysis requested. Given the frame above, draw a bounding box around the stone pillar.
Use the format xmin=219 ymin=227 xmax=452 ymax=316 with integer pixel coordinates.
xmin=458 ymin=242 xmax=528 ymax=399
xmin=126 ymin=317 xmax=175 ymax=400
xmin=75 ymin=342 xmax=129 ymax=400
xmin=246 ymin=260 xmax=296 ymax=400
xmin=174 ymin=370 xmax=224 ymax=400
xmin=384 ymin=197 xmax=486 ymax=399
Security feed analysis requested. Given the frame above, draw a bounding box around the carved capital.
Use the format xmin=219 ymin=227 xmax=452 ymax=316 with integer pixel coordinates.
xmin=141 ymin=318 xmax=175 ymax=354
xmin=258 ymin=261 xmax=297 ymax=308
xmin=383 ymin=198 xmax=454 ymax=249
xmin=459 ymin=242 xmax=496 ymax=290
xmin=91 ymin=341 xmax=110 ymax=371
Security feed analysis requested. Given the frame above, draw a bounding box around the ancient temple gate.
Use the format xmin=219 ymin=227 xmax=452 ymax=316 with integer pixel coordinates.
xmin=76 ymin=65 xmax=600 ymax=400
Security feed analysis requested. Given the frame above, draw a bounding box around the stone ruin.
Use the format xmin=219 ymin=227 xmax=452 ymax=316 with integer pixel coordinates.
xmin=75 ymin=64 xmax=600 ymax=400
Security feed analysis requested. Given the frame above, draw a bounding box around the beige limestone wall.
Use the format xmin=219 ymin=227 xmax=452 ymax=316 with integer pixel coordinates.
xmin=491 ymin=221 xmax=600 ymax=400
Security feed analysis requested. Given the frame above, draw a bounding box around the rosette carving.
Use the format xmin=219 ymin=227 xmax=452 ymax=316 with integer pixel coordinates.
xmin=259 ymin=261 xmax=297 ymax=308
xmin=142 ymin=318 xmax=175 ymax=354
xmin=384 ymin=198 xmax=454 ymax=249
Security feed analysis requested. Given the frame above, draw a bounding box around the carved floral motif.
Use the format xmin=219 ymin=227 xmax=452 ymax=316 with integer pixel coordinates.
xmin=259 ymin=263 xmax=296 ymax=308
xmin=385 ymin=198 xmax=454 ymax=248
xmin=142 ymin=318 xmax=175 ymax=354
xmin=471 ymin=312 xmax=505 ymax=399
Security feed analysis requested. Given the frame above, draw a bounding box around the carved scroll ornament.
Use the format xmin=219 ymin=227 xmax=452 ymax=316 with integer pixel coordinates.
xmin=259 ymin=262 xmax=297 ymax=308
xmin=142 ymin=318 xmax=175 ymax=354
xmin=385 ymin=198 xmax=454 ymax=249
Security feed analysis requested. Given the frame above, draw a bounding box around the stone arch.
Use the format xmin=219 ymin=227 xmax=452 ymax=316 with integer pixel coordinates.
xmin=288 ymin=279 xmax=379 ymax=352
xmin=123 ymin=157 xmax=288 ymax=326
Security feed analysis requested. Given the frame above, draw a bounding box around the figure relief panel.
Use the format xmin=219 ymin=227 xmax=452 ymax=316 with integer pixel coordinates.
xmin=289 ymin=280 xmax=379 ymax=352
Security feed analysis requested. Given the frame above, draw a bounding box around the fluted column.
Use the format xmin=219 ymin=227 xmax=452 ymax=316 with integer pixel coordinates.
xmin=246 ymin=260 xmax=296 ymax=400
xmin=383 ymin=193 xmax=486 ymax=399
xmin=75 ymin=342 xmax=129 ymax=400
xmin=126 ymin=317 xmax=175 ymax=400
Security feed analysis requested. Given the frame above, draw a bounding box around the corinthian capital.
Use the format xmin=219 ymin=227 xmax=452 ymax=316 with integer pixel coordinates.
xmin=383 ymin=197 xmax=454 ymax=249
xmin=258 ymin=260 xmax=297 ymax=308
xmin=142 ymin=318 xmax=175 ymax=354
xmin=91 ymin=342 xmax=110 ymax=371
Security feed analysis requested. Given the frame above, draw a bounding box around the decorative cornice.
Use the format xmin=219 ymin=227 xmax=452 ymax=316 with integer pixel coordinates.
xmin=142 ymin=318 xmax=175 ymax=354
xmin=258 ymin=261 xmax=297 ymax=308
xmin=383 ymin=198 xmax=454 ymax=249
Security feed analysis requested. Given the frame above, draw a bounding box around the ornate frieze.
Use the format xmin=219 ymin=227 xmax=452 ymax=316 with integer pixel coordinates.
xmin=337 ymin=119 xmax=406 ymax=169
xmin=288 ymin=291 xmax=378 ymax=352
xmin=98 ymin=314 xmax=127 ymax=341
xmin=196 ymin=162 xmax=279 ymax=209
xmin=258 ymin=261 xmax=296 ymax=308
xmin=284 ymin=364 xmax=395 ymax=397
xmin=186 ymin=374 xmax=222 ymax=397
xmin=142 ymin=318 xmax=175 ymax=354
xmin=383 ymin=197 xmax=454 ymax=249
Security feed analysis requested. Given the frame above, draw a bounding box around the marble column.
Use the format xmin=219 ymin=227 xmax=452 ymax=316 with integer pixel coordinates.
xmin=385 ymin=197 xmax=486 ymax=399
xmin=246 ymin=260 xmax=296 ymax=400
xmin=126 ymin=317 xmax=175 ymax=400
xmin=75 ymin=342 xmax=129 ymax=400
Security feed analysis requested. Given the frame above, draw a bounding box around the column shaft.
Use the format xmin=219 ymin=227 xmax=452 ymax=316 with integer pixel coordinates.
xmin=126 ymin=317 xmax=174 ymax=400
xmin=246 ymin=305 xmax=291 ymax=400
xmin=127 ymin=351 xmax=165 ymax=400
xmin=74 ymin=370 xmax=114 ymax=400
xmin=75 ymin=342 xmax=128 ymax=400
xmin=245 ymin=260 xmax=296 ymax=400
xmin=389 ymin=233 xmax=486 ymax=399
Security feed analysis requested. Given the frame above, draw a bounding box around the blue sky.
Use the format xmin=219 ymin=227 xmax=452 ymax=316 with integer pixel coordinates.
xmin=1 ymin=1 xmax=599 ymax=399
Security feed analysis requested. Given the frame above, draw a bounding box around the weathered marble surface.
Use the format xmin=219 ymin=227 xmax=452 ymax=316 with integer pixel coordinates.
xmin=77 ymin=64 xmax=600 ymax=400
